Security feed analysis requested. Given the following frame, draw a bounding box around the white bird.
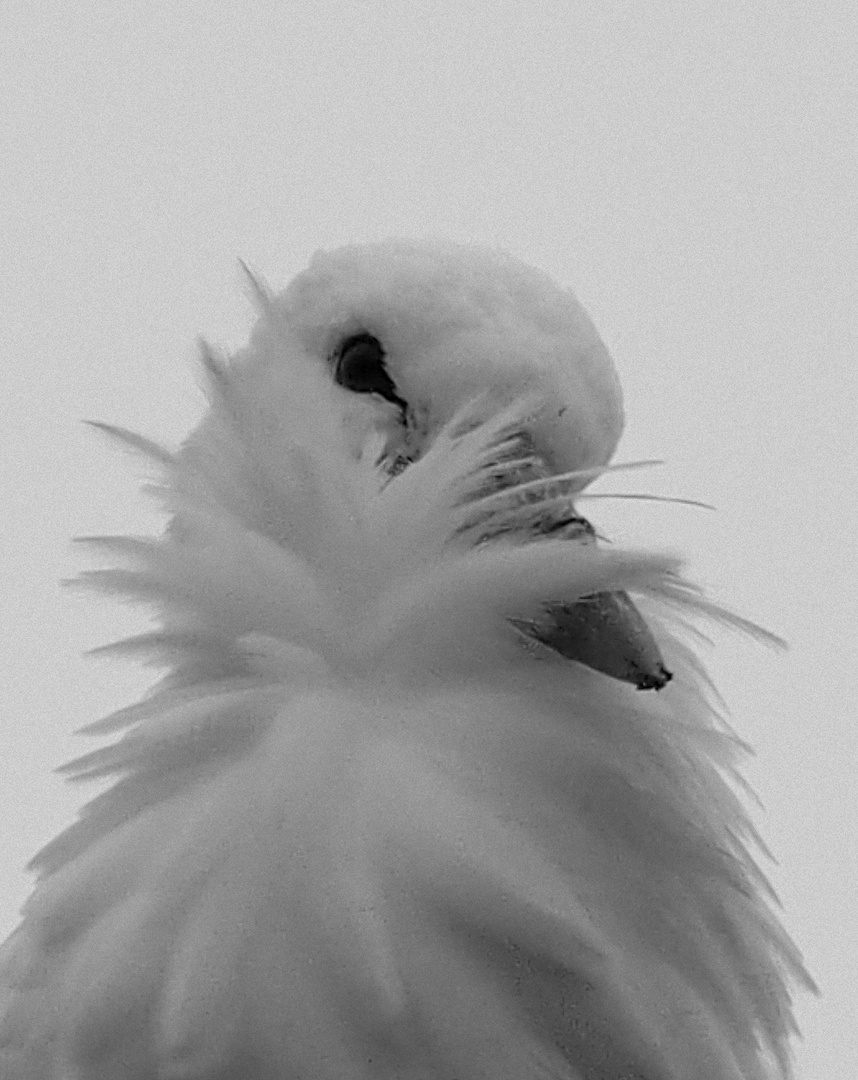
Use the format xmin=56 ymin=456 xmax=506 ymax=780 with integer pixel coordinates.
xmin=1 ymin=240 xmax=813 ymax=1079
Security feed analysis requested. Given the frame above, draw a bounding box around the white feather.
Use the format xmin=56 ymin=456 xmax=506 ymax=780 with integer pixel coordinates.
xmin=0 ymin=240 xmax=813 ymax=1079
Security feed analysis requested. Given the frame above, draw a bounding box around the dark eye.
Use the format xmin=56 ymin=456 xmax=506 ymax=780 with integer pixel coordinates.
xmin=333 ymin=333 xmax=407 ymax=412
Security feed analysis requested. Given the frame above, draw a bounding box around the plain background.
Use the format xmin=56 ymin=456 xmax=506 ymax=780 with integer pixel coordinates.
xmin=2 ymin=2 xmax=855 ymax=1075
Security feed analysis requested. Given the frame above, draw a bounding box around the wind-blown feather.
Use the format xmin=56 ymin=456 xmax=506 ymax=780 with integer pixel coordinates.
xmin=0 ymin=240 xmax=813 ymax=1079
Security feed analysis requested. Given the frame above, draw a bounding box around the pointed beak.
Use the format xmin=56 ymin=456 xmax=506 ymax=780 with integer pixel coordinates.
xmin=514 ymin=587 xmax=672 ymax=691
xmin=461 ymin=426 xmax=672 ymax=691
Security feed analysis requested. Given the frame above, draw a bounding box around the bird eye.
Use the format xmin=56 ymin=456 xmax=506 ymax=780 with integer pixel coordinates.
xmin=333 ymin=333 xmax=407 ymax=412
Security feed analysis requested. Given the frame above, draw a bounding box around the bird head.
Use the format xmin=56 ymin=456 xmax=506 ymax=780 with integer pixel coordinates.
xmin=274 ymin=239 xmax=624 ymax=475
xmin=174 ymin=239 xmax=668 ymax=688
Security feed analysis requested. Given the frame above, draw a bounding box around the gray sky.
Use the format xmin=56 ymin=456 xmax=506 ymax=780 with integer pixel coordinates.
xmin=2 ymin=2 xmax=855 ymax=1075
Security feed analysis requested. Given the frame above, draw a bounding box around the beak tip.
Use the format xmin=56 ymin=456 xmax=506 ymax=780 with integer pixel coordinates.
xmin=633 ymin=664 xmax=673 ymax=691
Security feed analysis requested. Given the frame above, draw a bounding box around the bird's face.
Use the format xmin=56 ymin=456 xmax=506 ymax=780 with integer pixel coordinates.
xmin=182 ymin=240 xmax=668 ymax=690
xmin=251 ymin=239 xmax=625 ymax=481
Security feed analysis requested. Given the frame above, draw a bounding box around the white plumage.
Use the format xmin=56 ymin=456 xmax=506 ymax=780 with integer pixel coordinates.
xmin=1 ymin=240 xmax=813 ymax=1078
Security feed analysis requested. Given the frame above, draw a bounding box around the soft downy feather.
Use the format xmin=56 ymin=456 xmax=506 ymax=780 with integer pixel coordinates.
xmin=0 ymin=242 xmax=814 ymax=1080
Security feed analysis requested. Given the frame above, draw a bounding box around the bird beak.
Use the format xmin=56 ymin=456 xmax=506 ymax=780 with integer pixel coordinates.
xmin=460 ymin=424 xmax=672 ymax=691
xmin=514 ymin=587 xmax=672 ymax=690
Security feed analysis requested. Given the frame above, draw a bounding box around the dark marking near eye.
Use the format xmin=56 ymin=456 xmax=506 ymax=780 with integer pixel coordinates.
xmin=333 ymin=333 xmax=407 ymax=414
